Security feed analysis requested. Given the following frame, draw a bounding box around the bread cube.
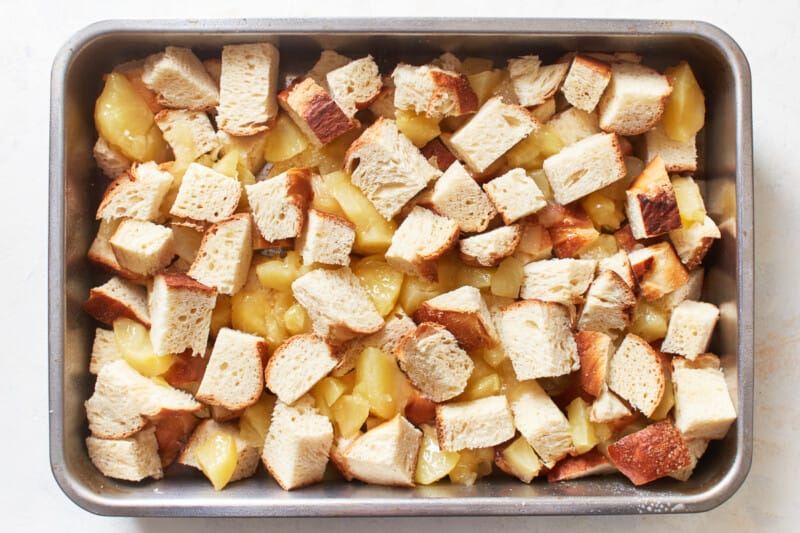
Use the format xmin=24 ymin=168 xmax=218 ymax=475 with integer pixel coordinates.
xmin=169 ymin=163 xmax=241 ymax=224
xmin=507 ymin=56 xmax=569 ymax=107
xmin=482 ymin=168 xmax=547 ymax=224
xmin=188 ymin=213 xmax=253 ymax=296
xmin=392 ymin=64 xmax=478 ymax=119
xmin=142 ymin=46 xmax=219 ymax=110
xmin=334 ymin=307 xmax=416 ymax=377
xmin=645 ymin=122 xmax=697 ymax=172
xmin=661 ymin=300 xmax=720 ymax=359
xmin=414 ymin=285 xmax=498 ymax=351
xmin=96 ymin=161 xmax=173 ymax=222
xmin=93 ymin=136 xmax=131 ymax=179
xmin=597 ymin=62 xmax=672 ymax=136
xmin=519 ymin=257 xmax=596 ymax=305
xmin=629 ymin=242 xmax=689 ymax=301
xmin=607 ymin=333 xmax=666 ymax=417
xmin=607 ymin=419 xmax=691 ymax=485
xmin=246 ymin=167 xmax=312 ymax=242
xmin=278 ymin=76 xmax=356 ymax=145
xmin=89 ymin=328 xmax=122 ymax=375
xmin=672 ymin=366 xmax=736 ymax=440
xmin=265 ymin=334 xmax=338 ymax=405
xmin=154 ymin=109 xmax=219 ymax=162
xmin=561 ymin=55 xmax=612 ymax=112
xmin=148 ymin=273 xmax=217 ymax=356
xmin=669 ymin=215 xmax=721 ymax=270
xmin=547 ymin=107 xmax=601 ymax=147
xmin=513 ymin=221 xmax=553 ymax=264
xmin=577 ymin=270 xmax=636 ymax=335
xmin=430 ymin=161 xmax=496 ymax=232
xmin=625 ymin=156 xmax=682 ymax=239
xmin=589 ymin=386 xmax=632 ymax=424
xmin=598 ymin=249 xmax=635 ymax=288
xmin=575 ymin=330 xmax=613 ymax=398
xmin=109 ymin=219 xmax=174 ymax=277
xmin=86 ymin=426 xmax=163 ymax=482
xmin=507 ymin=380 xmax=574 ymax=468
xmin=385 ymin=206 xmax=459 ymax=281
xmin=216 ymin=43 xmax=279 ymax=135
xmin=435 ymin=395 xmax=515 ymax=451
xmin=327 ymin=56 xmax=383 ymax=117
xmin=306 ymin=50 xmax=352 ymax=90
xmin=547 ymin=449 xmax=616 ymax=482
xmin=83 ymin=276 xmax=150 ymax=327
xmin=298 ymin=209 xmax=356 ymax=266
xmin=458 ymin=225 xmax=522 ymax=267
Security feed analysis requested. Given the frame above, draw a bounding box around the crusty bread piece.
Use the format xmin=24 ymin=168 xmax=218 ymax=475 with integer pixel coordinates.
xmin=597 ymin=62 xmax=672 ymax=136
xmin=542 ymin=132 xmax=626 ymax=205
xmin=344 ymin=118 xmax=442 ymax=220
xmin=575 ymin=330 xmax=613 ymax=398
xmin=327 ymin=56 xmax=383 ymax=117
xmin=262 ymin=396 xmax=333 ymax=490
xmin=340 ymin=415 xmax=422 ymax=487
xmin=148 ymin=273 xmax=217 ymax=356
xmin=169 ymin=163 xmax=241 ymax=224
xmin=195 ymin=327 xmax=267 ymax=410
xmin=672 ymin=366 xmax=736 ymax=440
xmin=598 ymin=249 xmax=635 ymax=288
xmin=539 ymin=202 xmax=601 ymax=259
xmin=669 ymin=215 xmax=721 ymax=270
xmin=497 ymin=299 xmax=579 ymax=380
xmin=88 ymin=219 xmax=146 ymax=280
xmin=645 ymin=122 xmax=697 ymax=172
xmin=577 ymin=270 xmax=636 ymax=335
xmin=265 ymin=334 xmax=338 ymax=405
xmin=216 ymin=129 xmax=270 ymax=174
xmin=93 ymin=136 xmax=131 ymax=179
xmin=328 ymin=434 xmax=358 ymax=481
xmin=435 ymin=395 xmax=515 ymax=451
xmin=482 ymin=168 xmax=547 ymax=224
xmin=458 ymin=225 xmax=522 ymax=267
xmin=414 ymin=285 xmax=498 ymax=351
xmin=86 ymin=426 xmax=163 ymax=481
xmin=546 ymin=107 xmax=601 ymax=146
xmin=96 ymin=161 xmax=173 ymax=222
xmin=513 ymin=220 xmax=553 ymax=264
xmin=561 ymin=55 xmax=612 ymax=112
xmin=661 ymin=300 xmax=720 ymax=359
xmin=278 ymin=77 xmax=357 ymax=145
xmin=392 ymin=64 xmax=478 ymax=119
xmin=178 ymin=418 xmax=261 ymax=484
xmin=507 ymin=56 xmax=569 ymax=107
xmin=628 ymin=242 xmax=689 ymax=301
xmin=291 ymin=267 xmax=384 ymax=345
xmin=421 ymin=137 xmax=458 ymax=172
xmin=170 ymin=221 xmax=204 ymax=265
xmin=519 ymin=257 xmax=596 ymax=306
xmin=385 ymin=206 xmax=459 ymax=281
xmin=589 ymin=386 xmax=632 ymax=424
xmin=394 ymin=322 xmax=474 ymax=402
xmin=83 ymin=276 xmax=150 ymax=327
xmin=429 ymin=161 xmax=497 ymax=232
xmin=246 ymin=168 xmax=312 ymax=242
xmin=607 ymin=419 xmax=691 ymax=486
xmin=187 ymin=213 xmax=253 ymax=296
xmin=306 ymin=50 xmax=351 ymax=91
xmin=334 ymin=306 xmax=416 ymax=377
xmin=608 ymin=333 xmax=666 ymax=417
xmin=154 ymin=109 xmax=219 ymax=162
xmin=216 ymin=43 xmax=279 ymax=135
xmin=547 ymin=449 xmax=616 ymax=482
xmin=625 ymin=156 xmax=682 ymax=239
xmin=109 ymin=219 xmax=174 ymax=277
xmin=669 ymin=438 xmax=710 ymax=481
xmin=507 ymin=379 xmax=575 ymax=468
xmin=298 ymin=209 xmax=356 ymax=266
xmin=447 ymin=96 xmax=539 ymax=173
xmin=141 ymin=46 xmax=219 ymax=110
xmin=89 ymin=328 xmax=122 ymax=375
xmin=655 ymin=267 xmax=704 ymax=312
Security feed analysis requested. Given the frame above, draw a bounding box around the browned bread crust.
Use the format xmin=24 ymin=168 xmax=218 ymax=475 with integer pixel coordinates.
xmin=278 ymin=77 xmax=357 ymax=145
xmin=607 ymin=419 xmax=691 ymax=485
xmin=547 ymin=449 xmax=615 ymax=482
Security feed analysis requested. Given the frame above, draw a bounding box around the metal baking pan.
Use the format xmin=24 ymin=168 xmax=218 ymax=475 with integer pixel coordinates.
xmin=49 ymin=18 xmax=753 ymax=516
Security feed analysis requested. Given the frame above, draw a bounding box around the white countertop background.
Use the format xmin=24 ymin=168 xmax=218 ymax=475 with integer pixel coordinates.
xmin=3 ymin=0 xmax=796 ymax=530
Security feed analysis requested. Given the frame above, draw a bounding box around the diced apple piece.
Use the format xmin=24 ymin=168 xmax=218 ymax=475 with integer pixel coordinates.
xmin=255 ymin=251 xmax=308 ymax=292
xmin=629 ymin=300 xmax=669 ymax=342
xmin=662 ymin=61 xmax=705 ymax=143
xmin=264 ymin=114 xmax=310 ymax=163
xmin=283 ymin=302 xmax=311 ymax=335
xmin=491 ymin=257 xmax=524 ymax=298
xmin=415 ymin=425 xmax=460 ymax=485
xmin=467 ymin=69 xmax=504 ymax=105
xmin=195 ymin=431 xmax=238 ymax=491
xmin=671 ymin=176 xmax=706 ymax=227
xmin=314 ymin=376 xmax=351 ymax=408
xmin=474 ymin=344 xmax=507 ymax=369
xmin=210 ymin=294 xmax=232 ymax=338
xmin=461 ymin=57 xmax=494 ymax=75
xmin=230 ymin=288 xmax=292 ymax=350
xmin=567 ymin=397 xmax=598 ymax=454
xmin=577 ymin=234 xmax=619 ymax=261
xmin=353 ymin=347 xmax=410 ymax=420
xmin=505 ymin=124 xmax=563 ymax=170
xmin=113 ymin=318 xmax=174 ymax=377
xmin=398 ymin=275 xmax=447 ymax=315
xmin=497 ymin=435 xmax=542 ymax=483
xmin=396 ymin=109 xmax=441 ymax=148
xmin=238 ymin=394 xmax=276 ymax=446
xmin=331 ymin=394 xmax=370 ymax=437
xmin=351 ymin=256 xmax=405 ymax=316
xmin=448 ymin=447 xmax=494 ymax=486
xmin=310 ymin=174 xmax=345 ymax=216
xmin=650 ymin=370 xmax=675 ymax=421
xmin=581 ymin=191 xmax=625 ymax=232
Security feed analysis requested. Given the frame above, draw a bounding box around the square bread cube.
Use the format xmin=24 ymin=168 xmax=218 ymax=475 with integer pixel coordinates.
xmin=519 ymin=257 xmax=596 ymax=306
xmin=625 ymin=155 xmax=682 ymax=240
xmin=561 ymin=55 xmax=612 ymax=113
xmin=188 ymin=213 xmax=253 ymax=295
xmin=169 ymin=163 xmax=241 ymax=223
xmin=607 ymin=420 xmax=691 ymax=486
xmin=458 ymin=225 xmax=522 ymax=267
xmin=435 ymin=395 xmax=515 ymax=451
xmin=265 ymin=334 xmax=337 ymax=405
xmin=154 ymin=109 xmax=220 ymax=162
xmin=142 ymin=46 xmax=219 ymax=110
xmin=96 ymin=161 xmax=173 ymax=222
xmin=597 ymin=62 xmax=672 ymax=136
xmin=86 ymin=427 xmax=163 ymax=482
xmin=246 ymin=168 xmax=312 ymax=242
xmin=508 ymin=380 xmax=575 ymax=468
xmin=217 ymin=42 xmax=280 ymax=135
xmin=482 ymin=168 xmax=547 ymax=224
xmin=645 ymin=122 xmax=697 ymax=172
xmin=661 ymin=300 xmax=720 ymax=359
xmin=279 ymin=76 xmax=356 ymax=145
xmin=82 ymin=276 xmax=150 ymax=327
xmin=430 ymin=161 xmax=496 ymax=233
xmin=385 ymin=206 xmax=459 ymax=281
xmin=669 ymin=215 xmax=721 ymax=270
xmin=298 ymin=209 xmax=356 ymax=266
xmin=148 ymin=273 xmax=217 ymax=356
xmin=672 ymin=366 xmax=737 ymax=440
xmin=413 ymin=285 xmax=498 ymax=351
xmin=629 ymin=242 xmax=689 ymax=301
xmin=109 ymin=219 xmax=174 ymax=277
xmin=392 ymin=64 xmax=478 ymax=119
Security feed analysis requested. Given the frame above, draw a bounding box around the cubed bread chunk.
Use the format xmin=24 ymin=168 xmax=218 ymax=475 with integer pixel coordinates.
xmin=414 ymin=285 xmax=498 ymax=351
xmin=669 ymin=438 xmax=710 ymax=481
xmin=83 ymin=276 xmax=150 ymax=327
xmin=598 ymin=249 xmax=635 ymax=288
xmin=547 ymin=449 xmax=616 ymax=482
xmin=672 ymin=366 xmax=737 ymax=440
xmin=661 ymin=300 xmax=720 ymax=359
xmin=513 ymin=220 xmax=553 ymax=264
xmin=519 ymin=257 xmax=596 ymax=306
xmin=447 ymin=96 xmax=539 ymax=173
xmin=148 ymin=273 xmax=217 ymax=356
xmin=96 ymin=161 xmax=173 ymax=222
xmin=458 ymin=225 xmax=522 ymax=267
xmin=179 ymin=418 xmax=261 ymax=483
xmin=645 ymin=122 xmax=697 ymax=172
xmin=508 ymin=380 xmax=575 ymax=468
xmin=625 ymin=156 xmax=682 ymax=239
xmin=669 ymin=215 xmax=721 ymax=270
xmin=93 ymin=136 xmax=131 ymax=179
xmin=539 ymin=202 xmax=601 ymax=259
xmin=195 ymin=328 xmax=267 ymax=410
xmin=169 ymin=163 xmax=241 ymax=224
xmin=262 ymin=397 xmax=333 ymax=490
xmin=340 ymin=415 xmax=422 ymax=487
xmin=291 ymin=267 xmax=384 ymax=345
xmin=435 ymin=395 xmax=515 ymax=451
xmin=216 ymin=43 xmax=280 ymax=135
xmin=655 ymin=268 xmax=704 ymax=312
xmin=334 ymin=307 xmax=416 ymax=377
xmin=216 ymin=129 xmax=270 ymax=174
xmin=497 ymin=300 xmax=579 ymax=380
xmin=394 ymin=322 xmax=474 ymax=402
xmin=86 ymin=426 xmax=163 ymax=482
xmin=109 ymin=219 xmax=174 ymax=277
xmin=607 ymin=333 xmax=666 ymax=417
xmin=265 ymin=334 xmax=338 ymax=405
xmin=141 ymin=46 xmax=219 ymax=110
xmin=598 ymin=62 xmax=672 ymax=136
xmin=278 ymin=77 xmax=356 ymax=145
xmin=246 ymin=168 xmax=312 ymax=242
xmin=482 ymin=168 xmax=547 ymax=224
xmin=589 ymin=386 xmax=632 ymax=424
xmin=629 ymin=242 xmax=689 ymax=301
xmin=392 ymin=64 xmax=478 ymax=119
xmin=385 ymin=206 xmax=459 ymax=281
xmin=327 ymin=56 xmax=383 ymax=117
xmin=542 ymin=132 xmax=626 ymax=205
xmin=577 ymin=270 xmax=636 ymax=335
xmin=575 ymin=330 xmax=613 ymax=398
xmin=344 ymin=118 xmax=442 ymax=220
xmin=607 ymin=419 xmax=691 ymax=486
xmin=507 ymin=56 xmax=569 ymax=107
xmin=430 ymin=161 xmax=497 ymax=232
xmin=298 ymin=209 xmax=356 ymax=266
xmin=561 ymin=55 xmax=612 ymax=112
xmin=306 ymin=50 xmax=351 ymax=91
xmin=89 ymin=328 xmax=122 ymax=375
xmin=154 ymin=109 xmax=219 ymax=162
xmin=188 ymin=213 xmax=253 ymax=295
xmin=547 ymin=107 xmax=601 ymax=147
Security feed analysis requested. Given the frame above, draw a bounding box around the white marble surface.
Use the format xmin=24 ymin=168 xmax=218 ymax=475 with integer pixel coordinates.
xmin=2 ymin=0 xmax=796 ymax=530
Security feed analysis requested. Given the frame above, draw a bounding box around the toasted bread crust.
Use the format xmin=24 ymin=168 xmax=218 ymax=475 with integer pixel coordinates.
xmin=429 ymin=69 xmax=479 ymax=116
xmin=159 ymin=273 xmax=217 ymax=296
xmin=279 ymin=78 xmax=357 ymax=145
xmin=541 ymin=203 xmax=600 ymax=259
xmin=547 ymin=449 xmax=615 ymax=482
xmin=575 ymin=331 xmax=611 ymax=398
xmin=627 ymin=157 xmax=682 ymax=238
xmin=83 ymin=285 xmax=150 ymax=327
xmin=413 ymin=305 xmax=496 ymax=351
xmin=607 ymin=419 xmax=691 ymax=485
xmin=421 ymin=138 xmax=457 ymax=172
